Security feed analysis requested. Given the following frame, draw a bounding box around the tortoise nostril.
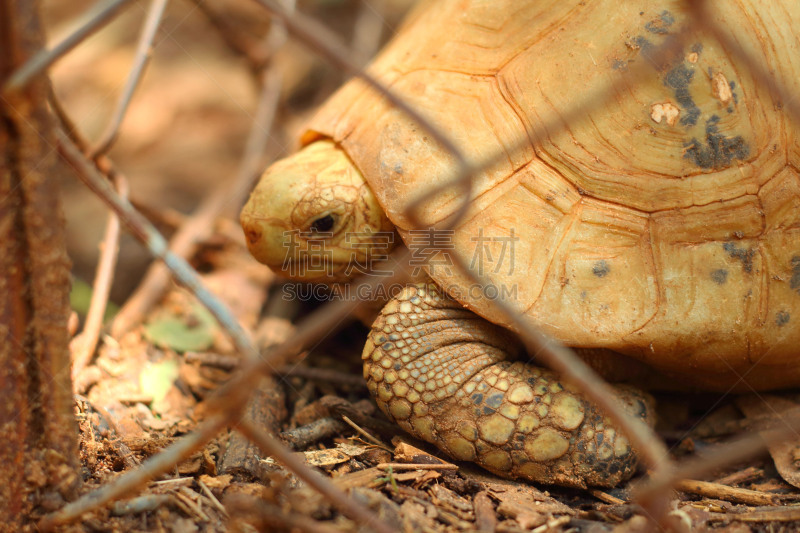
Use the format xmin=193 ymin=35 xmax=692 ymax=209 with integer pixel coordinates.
xmin=244 ymin=227 xmax=262 ymax=245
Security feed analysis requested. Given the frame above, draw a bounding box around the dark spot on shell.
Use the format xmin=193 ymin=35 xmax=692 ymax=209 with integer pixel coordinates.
xmin=645 ymin=10 xmax=674 ymax=34
xmin=723 ymin=242 xmax=755 ymax=273
xmin=776 ymin=311 xmax=791 ymax=327
xmin=729 ymin=80 xmax=739 ymax=104
xmin=633 ymin=35 xmax=653 ymax=49
xmin=486 ymin=394 xmax=504 ymax=409
xmin=632 ymin=35 xmax=656 ymax=60
xmin=710 ymin=269 xmax=728 ymax=285
xmin=394 ymin=363 xmax=402 ymax=371
xmin=597 ymin=433 xmax=605 ymax=446
xmin=609 ymin=462 xmax=621 ymax=475
xmin=790 ymin=256 xmax=800 ymax=293
xmin=691 ymin=42 xmax=703 ymax=54
xmin=612 ymin=59 xmax=628 ymax=71
xmin=383 ymin=343 xmax=393 ymax=350
xmin=684 ymin=115 xmax=749 ymax=169
xmin=592 ymin=260 xmax=610 ymax=278
xmin=471 ymin=393 xmax=484 ymax=406
xmin=482 ymin=406 xmax=496 ymax=416
xmin=664 ymin=63 xmax=700 ymax=126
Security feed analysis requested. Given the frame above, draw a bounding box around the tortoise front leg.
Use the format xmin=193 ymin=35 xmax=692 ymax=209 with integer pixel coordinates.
xmin=363 ymin=283 xmax=653 ymax=488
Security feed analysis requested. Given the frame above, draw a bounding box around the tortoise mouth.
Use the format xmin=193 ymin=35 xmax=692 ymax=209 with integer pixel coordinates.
xmin=240 ymin=211 xmax=362 ymax=284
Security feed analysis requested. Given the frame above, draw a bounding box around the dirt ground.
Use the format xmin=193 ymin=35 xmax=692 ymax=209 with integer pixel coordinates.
xmin=40 ymin=1 xmax=800 ymax=531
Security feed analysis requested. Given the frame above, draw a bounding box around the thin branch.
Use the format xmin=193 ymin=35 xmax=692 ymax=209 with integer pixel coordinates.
xmin=448 ymin=252 xmax=671 ymax=471
xmin=184 ymin=0 xmax=271 ymax=72
xmin=1 ymin=0 xmax=137 ymax=94
xmin=235 ymin=418 xmax=395 ymax=533
xmin=252 ymin=0 xmax=680 ymax=508
xmin=350 ymin=2 xmax=385 ymax=67
xmin=41 ymin=249 xmax=413 ymax=528
xmin=249 ymin=0 xmax=475 ymax=212
xmin=110 ymin=7 xmax=289 ymax=336
xmin=70 ymin=173 xmax=128 ymax=384
xmin=38 ymin=413 xmax=229 ymax=530
xmin=50 ymin=124 xmax=417 ymax=527
xmin=90 ymin=0 xmax=169 ymax=157
xmin=633 ymin=414 xmax=800 ymax=506
xmin=57 ymin=130 xmax=261 ymax=361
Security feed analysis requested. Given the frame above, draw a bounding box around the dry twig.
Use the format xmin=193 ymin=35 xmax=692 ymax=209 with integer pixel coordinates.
xmin=70 ymin=174 xmax=127 ymax=384
xmin=1 ymin=0 xmax=136 ymax=94
xmin=234 ymin=417 xmax=395 ymax=533
xmin=90 ymin=0 xmax=169 ymax=157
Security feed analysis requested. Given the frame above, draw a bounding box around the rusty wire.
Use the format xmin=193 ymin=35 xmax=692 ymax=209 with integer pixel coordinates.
xmin=11 ymin=0 xmax=800 ymax=530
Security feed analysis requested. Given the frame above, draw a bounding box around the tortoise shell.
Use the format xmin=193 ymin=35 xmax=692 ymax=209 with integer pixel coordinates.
xmin=301 ymin=0 xmax=800 ymax=391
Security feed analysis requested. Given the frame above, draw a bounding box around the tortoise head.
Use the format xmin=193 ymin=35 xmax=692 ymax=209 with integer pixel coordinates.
xmin=240 ymin=140 xmax=396 ymax=283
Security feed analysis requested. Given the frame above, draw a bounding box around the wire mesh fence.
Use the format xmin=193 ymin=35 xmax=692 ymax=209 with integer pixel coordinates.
xmin=4 ymin=0 xmax=800 ymax=529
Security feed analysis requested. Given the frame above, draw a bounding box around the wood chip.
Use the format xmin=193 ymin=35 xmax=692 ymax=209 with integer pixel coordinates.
xmin=713 ymin=466 xmax=764 ymax=487
xmin=473 ymin=491 xmax=497 ymax=533
xmin=377 ymin=462 xmax=458 ymax=471
xmin=710 ymin=505 xmax=800 ymax=523
xmin=675 ymin=479 xmax=780 ymax=506
xmin=303 ymin=443 xmax=369 ymax=468
xmin=394 ymin=440 xmax=448 ymax=462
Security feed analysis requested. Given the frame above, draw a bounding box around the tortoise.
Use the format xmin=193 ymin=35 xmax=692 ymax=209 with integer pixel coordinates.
xmin=240 ymin=0 xmax=800 ymax=488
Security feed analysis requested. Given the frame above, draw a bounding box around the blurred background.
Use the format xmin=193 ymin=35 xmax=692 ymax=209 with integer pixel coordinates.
xmin=42 ymin=0 xmax=415 ymax=306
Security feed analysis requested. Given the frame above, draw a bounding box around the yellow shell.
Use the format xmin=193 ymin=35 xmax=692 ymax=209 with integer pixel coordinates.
xmin=301 ymin=0 xmax=800 ymax=391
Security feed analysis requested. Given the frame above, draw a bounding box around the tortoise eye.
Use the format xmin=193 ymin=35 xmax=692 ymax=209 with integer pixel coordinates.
xmin=309 ymin=214 xmax=336 ymax=233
